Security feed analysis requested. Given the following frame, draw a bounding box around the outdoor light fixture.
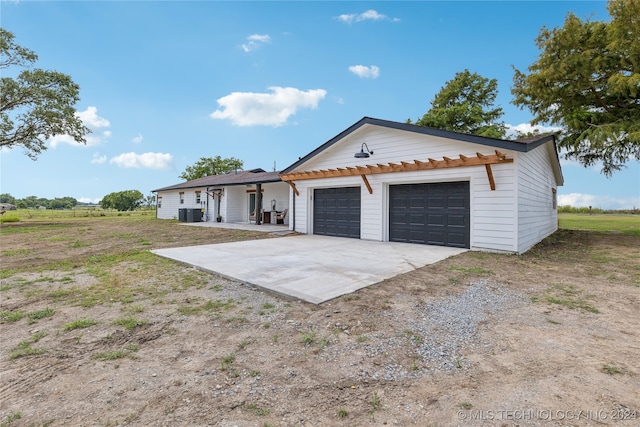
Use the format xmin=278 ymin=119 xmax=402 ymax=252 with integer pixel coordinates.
xmin=354 ymin=142 xmax=374 ymax=159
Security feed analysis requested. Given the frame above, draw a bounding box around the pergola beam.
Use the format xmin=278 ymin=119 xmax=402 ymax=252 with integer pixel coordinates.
xmin=286 ymin=180 xmax=300 ymax=196
xmin=360 ymin=174 xmax=372 ymax=194
xmin=280 ymin=151 xmax=512 ymax=192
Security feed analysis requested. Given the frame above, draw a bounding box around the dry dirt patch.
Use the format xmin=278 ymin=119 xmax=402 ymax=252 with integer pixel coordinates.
xmin=1 ymin=219 xmax=639 ymax=426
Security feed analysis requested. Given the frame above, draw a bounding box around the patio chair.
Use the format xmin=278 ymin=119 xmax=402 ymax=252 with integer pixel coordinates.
xmin=249 ymin=209 xmax=263 ymax=224
xmin=275 ymin=209 xmax=288 ymax=224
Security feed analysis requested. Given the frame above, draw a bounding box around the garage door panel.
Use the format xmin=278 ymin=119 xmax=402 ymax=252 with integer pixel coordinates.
xmin=448 ymin=214 xmax=467 ymax=227
xmin=447 ymin=232 xmax=468 ymax=248
xmin=427 ymin=197 xmax=445 ymax=208
xmin=314 ymin=187 xmax=360 ymax=239
xmin=408 ymin=213 xmax=425 ymax=225
xmin=427 ymin=230 xmax=445 ymax=245
xmin=427 ymin=214 xmax=444 ymax=226
xmin=390 ymin=182 xmax=470 ymax=248
xmin=448 ymin=196 xmax=466 ymax=208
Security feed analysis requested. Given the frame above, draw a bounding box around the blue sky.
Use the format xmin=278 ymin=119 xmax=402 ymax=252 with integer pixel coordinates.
xmin=1 ymin=1 xmax=639 ymax=209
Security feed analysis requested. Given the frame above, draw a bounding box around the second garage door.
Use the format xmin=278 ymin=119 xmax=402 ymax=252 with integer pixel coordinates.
xmin=389 ymin=182 xmax=470 ymax=248
xmin=314 ymin=187 xmax=361 ymax=238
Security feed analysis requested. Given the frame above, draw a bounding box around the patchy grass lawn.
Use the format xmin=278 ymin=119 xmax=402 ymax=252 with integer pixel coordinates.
xmin=0 ymin=217 xmax=638 ymax=426
xmin=559 ymin=213 xmax=640 ymax=235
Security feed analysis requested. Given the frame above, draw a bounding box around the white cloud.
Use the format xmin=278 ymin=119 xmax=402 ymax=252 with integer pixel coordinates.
xmin=91 ymin=152 xmax=107 ymax=164
xmin=505 ymin=122 xmax=562 ymax=139
xmin=210 ymin=86 xmax=327 ymax=127
xmin=241 ymin=34 xmax=271 ymax=52
xmin=558 ymin=193 xmax=640 ymax=210
xmin=132 ymin=133 xmax=143 ymax=144
xmin=76 ymin=106 xmax=110 ymax=128
xmin=109 ymin=152 xmax=174 ymax=170
xmin=335 ymin=10 xmax=399 ymax=24
xmin=48 ymin=134 xmax=77 ymax=148
xmin=349 ymin=65 xmax=380 ymax=79
xmin=84 ymin=130 xmax=111 ymax=147
xmin=77 ymin=197 xmax=101 ymax=204
xmin=49 ymin=106 xmax=111 ymax=148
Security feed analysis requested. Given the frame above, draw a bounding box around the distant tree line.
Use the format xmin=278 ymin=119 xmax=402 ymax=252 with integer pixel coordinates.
xmin=99 ymin=190 xmax=146 ymax=211
xmin=1 ymin=191 xmax=155 ymax=211
xmin=558 ymin=205 xmax=638 ymax=215
xmin=0 ymin=193 xmax=79 ymax=209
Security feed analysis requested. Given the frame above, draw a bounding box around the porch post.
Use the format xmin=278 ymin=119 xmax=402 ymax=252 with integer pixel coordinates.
xmin=255 ymin=183 xmax=262 ymax=225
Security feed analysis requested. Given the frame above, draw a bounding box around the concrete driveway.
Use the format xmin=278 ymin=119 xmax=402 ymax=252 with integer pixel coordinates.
xmin=152 ymin=235 xmax=466 ymax=304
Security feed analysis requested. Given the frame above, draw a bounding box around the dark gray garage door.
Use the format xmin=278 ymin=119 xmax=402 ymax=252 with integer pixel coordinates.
xmin=389 ymin=182 xmax=470 ymax=248
xmin=314 ymin=187 xmax=361 ymax=238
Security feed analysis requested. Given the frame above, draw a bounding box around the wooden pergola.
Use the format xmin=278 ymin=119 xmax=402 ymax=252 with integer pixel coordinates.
xmin=279 ymin=150 xmax=513 ymax=195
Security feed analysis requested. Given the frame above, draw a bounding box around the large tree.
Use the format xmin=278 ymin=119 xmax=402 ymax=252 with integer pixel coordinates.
xmin=0 ymin=28 xmax=90 ymax=159
xmin=511 ymin=0 xmax=640 ymax=175
xmin=48 ymin=197 xmax=78 ymax=210
xmin=179 ymin=156 xmax=244 ymax=181
xmin=100 ymin=190 xmax=144 ymax=211
xmin=412 ymin=69 xmax=506 ymax=139
xmin=0 ymin=193 xmax=16 ymax=204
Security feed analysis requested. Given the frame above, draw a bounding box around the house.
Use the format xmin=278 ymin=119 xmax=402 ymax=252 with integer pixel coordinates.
xmin=153 ymin=169 xmax=290 ymax=224
xmin=280 ymin=117 xmax=563 ymax=254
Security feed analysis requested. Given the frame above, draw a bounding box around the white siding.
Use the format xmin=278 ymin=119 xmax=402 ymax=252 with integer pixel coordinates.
xmin=223 ymin=186 xmax=247 ymax=222
xmin=264 ymin=182 xmax=291 ymax=224
xmin=221 ymin=182 xmax=290 ymax=223
xmin=289 ymin=125 xmax=520 ymax=252
xmin=156 ymin=187 xmax=216 ymax=221
xmin=156 ymin=191 xmax=180 ymax=220
xmin=156 ymin=183 xmax=289 ymax=223
xmin=516 ymin=142 xmax=559 ymax=253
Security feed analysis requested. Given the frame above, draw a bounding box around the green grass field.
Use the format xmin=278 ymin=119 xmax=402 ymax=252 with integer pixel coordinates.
xmin=558 ymin=213 xmax=640 ymax=236
xmin=0 ymin=208 xmax=155 ymax=223
xmin=2 ymin=209 xmax=638 ymax=235
xmin=0 ymin=208 xmax=640 ymax=232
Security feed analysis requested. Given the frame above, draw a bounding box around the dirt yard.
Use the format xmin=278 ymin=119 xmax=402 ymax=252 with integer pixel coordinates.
xmin=1 ymin=217 xmax=639 ymax=426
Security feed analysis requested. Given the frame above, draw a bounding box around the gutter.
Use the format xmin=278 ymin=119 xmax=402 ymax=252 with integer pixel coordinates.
xmin=152 ymin=191 xmax=157 ymax=218
xmin=206 ymin=187 xmax=210 ymax=222
xmin=292 ymin=190 xmax=296 ymax=232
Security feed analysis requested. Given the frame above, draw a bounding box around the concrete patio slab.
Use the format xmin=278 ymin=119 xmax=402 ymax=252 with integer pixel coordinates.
xmin=152 ymin=235 xmax=466 ymax=304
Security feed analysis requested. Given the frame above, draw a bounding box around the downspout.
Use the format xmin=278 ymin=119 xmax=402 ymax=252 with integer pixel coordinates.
xmin=206 ymin=187 xmax=210 ymax=221
xmin=153 ymin=191 xmax=157 ymax=218
xmin=217 ymin=189 xmax=222 ymax=219
xmin=255 ymin=183 xmax=262 ymax=225
xmin=292 ymin=189 xmax=295 ymax=231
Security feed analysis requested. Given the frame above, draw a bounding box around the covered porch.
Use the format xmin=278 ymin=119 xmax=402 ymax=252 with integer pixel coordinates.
xmin=179 ymin=220 xmax=291 ymax=233
xmin=217 ymin=181 xmax=290 ymax=226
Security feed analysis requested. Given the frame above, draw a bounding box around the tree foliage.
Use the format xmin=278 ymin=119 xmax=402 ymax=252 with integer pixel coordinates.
xmin=511 ymin=0 xmax=640 ymax=175
xmin=0 ymin=193 xmax=16 ymax=204
xmin=1 ymin=194 xmax=78 ymax=209
xmin=412 ymin=69 xmax=506 ymax=138
xmin=0 ymin=28 xmax=90 ymax=159
xmin=47 ymin=197 xmax=78 ymax=209
xmin=179 ymin=156 xmax=244 ymax=181
xmin=143 ymin=194 xmax=156 ymax=209
xmin=100 ymin=190 xmax=144 ymax=211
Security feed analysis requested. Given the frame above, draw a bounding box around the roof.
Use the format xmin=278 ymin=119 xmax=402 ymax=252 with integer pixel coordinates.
xmin=281 ymin=117 xmax=561 ymax=174
xmin=153 ymin=168 xmax=282 ymax=192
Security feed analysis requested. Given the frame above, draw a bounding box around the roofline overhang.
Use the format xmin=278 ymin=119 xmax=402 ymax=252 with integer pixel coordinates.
xmin=281 ymin=117 xmax=559 ymax=174
xmin=152 ymin=177 xmax=283 ymax=193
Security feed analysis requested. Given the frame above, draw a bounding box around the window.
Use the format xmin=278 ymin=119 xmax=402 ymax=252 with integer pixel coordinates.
xmin=179 ymin=192 xmax=184 ymax=204
xmin=195 ymin=191 xmax=201 ymax=204
xmin=157 ymin=197 xmax=162 ymax=208
xmin=552 ymin=188 xmax=557 ymax=209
